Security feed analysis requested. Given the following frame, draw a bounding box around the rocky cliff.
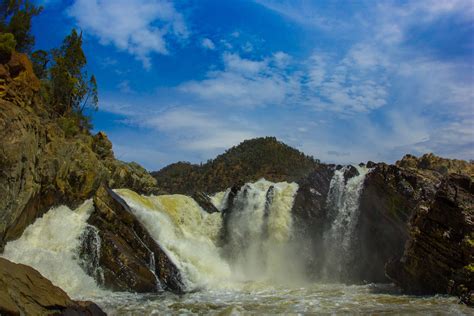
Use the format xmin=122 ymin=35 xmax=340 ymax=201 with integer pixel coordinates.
xmin=0 ymin=52 xmax=159 ymax=251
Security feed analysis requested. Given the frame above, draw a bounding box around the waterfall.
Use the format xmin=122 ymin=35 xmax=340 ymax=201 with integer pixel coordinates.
xmin=115 ymin=189 xmax=232 ymax=290
xmin=1 ymin=200 xmax=105 ymax=299
xmin=321 ymin=165 xmax=369 ymax=281
xmin=1 ymin=177 xmax=300 ymax=297
xmin=116 ymin=178 xmax=300 ymax=288
xmin=221 ymin=179 xmax=301 ymax=283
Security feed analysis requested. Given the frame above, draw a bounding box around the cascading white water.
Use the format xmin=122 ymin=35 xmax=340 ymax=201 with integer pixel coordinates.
xmin=222 ymin=179 xmax=301 ymax=283
xmin=321 ymin=165 xmax=369 ymax=280
xmin=1 ymin=177 xmax=300 ymax=299
xmin=210 ymin=188 xmax=231 ymax=211
xmin=115 ymin=189 xmax=233 ymax=290
xmin=1 ymin=200 xmax=106 ymax=299
xmin=115 ymin=178 xmax=300 ymax=289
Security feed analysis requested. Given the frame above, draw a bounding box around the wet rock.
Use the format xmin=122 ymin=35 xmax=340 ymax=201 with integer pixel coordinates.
xmin=353 ymin=163 xmax=426 ymax=283
xmin=292 ymin=164 xmax=335 ymax=274
xmin=0 ymin=257 xmax=105 ymax=316
xmin=192 ymin=191 xmax=220 ymax=213
xmin=366 ymin=161 xmax=376 ymax=168
xmin=343 ymin=165 xmax=360 ymax=183
xmin=386 ymin=174 xmax=474 ymax=305
xmin=84 ymin=185 xmax=185 ymax=293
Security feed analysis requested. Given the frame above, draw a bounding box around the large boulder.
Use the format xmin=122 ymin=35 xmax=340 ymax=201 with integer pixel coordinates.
xmin=0 ymin=257 xmax=105 ymax=316
xmin=82 ymin=185 xmax=184 ymax=293
xmin=386 ymin=174 xmax=474 ymax=305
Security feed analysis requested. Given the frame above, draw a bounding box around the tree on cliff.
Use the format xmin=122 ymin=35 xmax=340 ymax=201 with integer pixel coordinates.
xmin=0 ymin=0 xmax=42 ymax=53
xmin=50 ymin=29 xmax=98 ymax=133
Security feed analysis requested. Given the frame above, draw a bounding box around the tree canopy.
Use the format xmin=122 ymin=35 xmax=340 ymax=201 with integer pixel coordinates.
xmin=50 ymin=29 xmax=98 ymax=131
xmin=0 ymin=0 xmax=42 ymax=53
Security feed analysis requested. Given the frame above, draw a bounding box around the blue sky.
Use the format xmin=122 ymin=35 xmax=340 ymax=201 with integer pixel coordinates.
xmin=32 ymin=0 xmax=474 ymax=170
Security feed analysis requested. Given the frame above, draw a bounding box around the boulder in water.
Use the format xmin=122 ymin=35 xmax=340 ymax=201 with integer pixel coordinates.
xmin=83 ymin=185 xmax=185 ymax=293
xmin=0 ymin=257 xmax=105 ymax=315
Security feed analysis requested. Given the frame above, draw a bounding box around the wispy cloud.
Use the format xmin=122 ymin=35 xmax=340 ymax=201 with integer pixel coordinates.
xmin=68 ymin=0 xmax=189 ymax=69
xmin=201 ymin=38 xmax=215 ymax=50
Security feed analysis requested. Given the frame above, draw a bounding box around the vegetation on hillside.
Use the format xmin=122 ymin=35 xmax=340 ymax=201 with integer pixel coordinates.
xmin=152 ymin=137 xmax=320 ymax=194
xmin=1 ymin=0 xmax=98 ymax=136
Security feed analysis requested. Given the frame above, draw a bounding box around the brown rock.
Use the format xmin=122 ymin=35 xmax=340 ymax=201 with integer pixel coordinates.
xmin=386 ymin=174 xmax=474 ymax=305
xmin=0 ymin=257 xmax=105 ymax=316
xmin=82 ymin=185 xmax=184 ymax=293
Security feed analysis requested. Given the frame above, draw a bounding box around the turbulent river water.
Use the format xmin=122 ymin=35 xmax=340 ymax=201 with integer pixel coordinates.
xmin=1 ymin=176 xmax=472 ymax=315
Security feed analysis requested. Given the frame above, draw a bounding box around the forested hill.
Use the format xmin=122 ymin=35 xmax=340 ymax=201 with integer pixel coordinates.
xmin=151 ymin=137 xmax=320 ymax=194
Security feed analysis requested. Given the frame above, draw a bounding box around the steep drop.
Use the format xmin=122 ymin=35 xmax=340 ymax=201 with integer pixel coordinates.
xmin=321 ymin=166 xmax=369 ymax=281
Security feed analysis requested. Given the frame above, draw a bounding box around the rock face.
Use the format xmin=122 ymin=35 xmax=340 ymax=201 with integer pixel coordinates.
xmin=0 ymin=52 xmax=159 ymax=251
xmin=292 ymin=164 xmax=335 ymax=273
xmin=353 ymin=163 xmax=438 ymax=282
xmin=82 ymin=185 xmax=185 ymax=293
xmin=386 ymin=174 xmax=474 ymax=305
xmin=0 ymin=257 xmax=105 ymax=316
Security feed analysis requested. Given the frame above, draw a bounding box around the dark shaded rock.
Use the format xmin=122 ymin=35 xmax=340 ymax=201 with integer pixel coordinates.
xmin=292 ymin=164 xmax=335 ymax=274
xmin=367 ymin=161 xmax=376 ymax=168
xmin=84 ymin=185 xmax=184 ymax=294
xmin=353 ymin=163 xmax=427 ymax=283
xmin=386 ymin=174 xmax=474 ymax=305
xmin=192 ymin=191 xmax=219 ymax=213
xmin=343 ymin=165 xmax=359 ymax=183
xmin=0 ymin=257 xmax=105 ymax=316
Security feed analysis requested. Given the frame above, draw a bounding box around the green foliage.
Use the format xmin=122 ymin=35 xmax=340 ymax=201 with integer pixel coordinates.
xmin=49 ymin=29 xmax=98 ymax=133
xmin=0 ymin=0 xmax=42 ymax=53
xmin=30 ymin=49 xmax=49 ymax=79
xmin=153 ymin=137 xmax=320 ymax=194
xmin=0 ymin=32 xmax=16 ymax=62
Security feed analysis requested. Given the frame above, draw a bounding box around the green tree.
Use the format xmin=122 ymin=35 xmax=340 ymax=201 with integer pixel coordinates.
xmin=30 ymin=49 xmax=48 ymax=79
xmin=0 ymin=0 xmax=42 ymax=53
xmin=50 ymin=29 xmax=98 ymax=132
xmin=0 ymin=32 xmax=16 ymax=63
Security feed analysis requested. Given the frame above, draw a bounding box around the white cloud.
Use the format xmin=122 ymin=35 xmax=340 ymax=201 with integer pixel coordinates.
xmin=68 ymin=0 xmax=189 ymax=69
xmin=143 ymin=108 xmax=258 ymax=152
xmin=201 ymin=38 xmax=215 ymax=50
xmin=179 ymin=52 xmax=299 ymax=108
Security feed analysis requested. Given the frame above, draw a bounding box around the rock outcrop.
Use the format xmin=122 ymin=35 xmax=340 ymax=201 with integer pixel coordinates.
xmin=0 ymin=257 xmax=105 ymax=316
xmin=81 ymin=185 xmax=185 ymax=293
xmin=0 ymin=52 xmax=159 ymax=251
xmin=292 ymin=164 xmax=335 ymax=273
xmin=386 ymin=174 xmax=474 ymax=305
xmin=353 ymin=162 xmax=438 ymax=282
